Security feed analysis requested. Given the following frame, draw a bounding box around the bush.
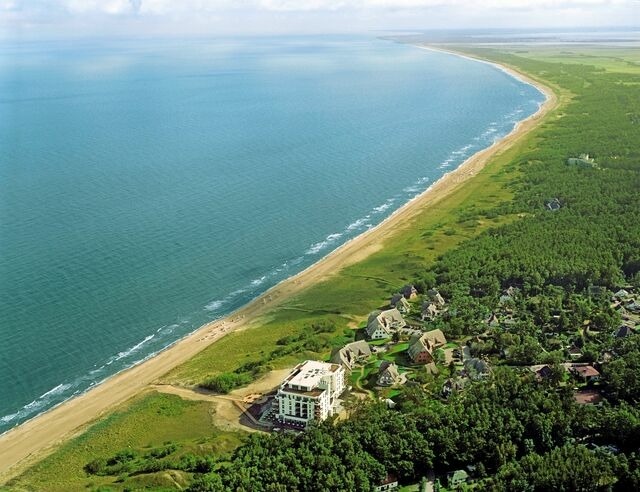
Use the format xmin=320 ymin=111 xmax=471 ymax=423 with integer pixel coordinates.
xmin=200 ymin=372 xmax=252 ymax=393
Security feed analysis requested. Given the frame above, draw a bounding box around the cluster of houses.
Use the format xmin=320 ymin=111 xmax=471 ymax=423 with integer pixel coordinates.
xmin=611 ymin=288 xmax=640 ymax=336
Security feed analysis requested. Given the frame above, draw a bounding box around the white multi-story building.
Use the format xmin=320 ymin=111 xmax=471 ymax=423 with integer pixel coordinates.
xmin=275 ymin=360 xmax=346 ymax=428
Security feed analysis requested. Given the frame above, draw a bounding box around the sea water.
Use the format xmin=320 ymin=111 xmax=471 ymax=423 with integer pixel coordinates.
xmin=0 ymin=36 xmax=543 ymax=432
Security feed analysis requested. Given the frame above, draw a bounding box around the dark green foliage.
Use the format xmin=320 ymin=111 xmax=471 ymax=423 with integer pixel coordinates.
xmin=490 ymin=445 xmax=617 ymax=491
xmin=602 ymin=337 xmax=640 ymax=403
xmin=200 ymin=372 xmax=252 ymax=393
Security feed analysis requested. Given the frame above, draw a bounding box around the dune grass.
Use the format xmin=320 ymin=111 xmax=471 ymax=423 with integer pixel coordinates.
xmin=5 ymin=392 xmax=245 ymax=492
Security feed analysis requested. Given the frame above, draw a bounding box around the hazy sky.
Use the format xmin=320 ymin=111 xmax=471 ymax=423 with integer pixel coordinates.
xmin=1 ymin=0 xmax=639 ymax=39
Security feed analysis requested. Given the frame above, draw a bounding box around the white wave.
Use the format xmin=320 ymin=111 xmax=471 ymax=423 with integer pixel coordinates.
xmin=204 ymin=299 xmax=225 ymax=311
xmin=0 ymin=383 xmax=72 ymax=424
xmin=373 ymin=201 xmax=393 ymax=214
xmin=305 ymin=232 xmax=343 ymax=255
xmin=251 ymin=275 xmax=267 ymax=286
xmin=113 ymin=334 xmax=155 ymax=362
xmin=346 ymin=216 xmax=371 ymax=231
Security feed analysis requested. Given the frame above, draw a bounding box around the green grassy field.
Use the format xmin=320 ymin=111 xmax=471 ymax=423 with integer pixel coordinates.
xmin=9 ymin=45 xmax=638 ymax=491
xmin=4 ymin=392 xmax=245 ymax=492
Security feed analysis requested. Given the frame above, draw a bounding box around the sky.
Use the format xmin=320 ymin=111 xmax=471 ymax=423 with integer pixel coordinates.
xmin=1 ymin=0 xmax=639 ymax=39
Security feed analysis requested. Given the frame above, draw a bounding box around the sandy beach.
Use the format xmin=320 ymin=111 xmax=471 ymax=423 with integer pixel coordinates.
xmin=0 ymin=47 xmax=558 ymax=484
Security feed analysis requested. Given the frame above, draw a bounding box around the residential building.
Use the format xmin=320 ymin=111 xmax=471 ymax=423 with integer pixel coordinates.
xmin=377 ymin=361 xmax=403 ymax=387
xmin=330 ymin=340 xmax=371 ymax=371
xmin=407 ymin=333 xmax=436 ymax=364
xmin=464 ymin=358 xmax=491 ymax=380
xmin=366 ymin=308 xmax=406 ymax=340
xmin=425 ymin=288 xmax=446 ymax=307
xmin=401 ymin=284 xmax=419 ymax=299
xmin=615 ymin=324 xmax=634 ymax=338
xmin=448 ymin=470 xmax=469 ymax=489
xmin=275 ymin=361 xmax=346 ymax=428
xmin=374 ymin=475 xmax=398 ymax=492
xmin=390 ymin=294 xmax=411 ymax=314
xmin=421 ymin=328 xmax=447 ymax=348
xmin=421 ymin=302 xmax=441 ymax=321
xmin=569 ymin=364 xmax=600 ymax=383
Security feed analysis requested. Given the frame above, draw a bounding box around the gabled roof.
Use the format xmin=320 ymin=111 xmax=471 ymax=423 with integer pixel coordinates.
xmin=366 ymin=316 xmax=390 ymax=337
xmin=377 ymin=362 xmax=401 ymax=385
xmin=613 ymin=289 xmax=629 ymax=299
xmin=401 ymin=284 xmax=418 ymax=299
xmin=464 ymin=358 xmax=490 ymax=375
xmin=390 ymin=293 xmax=404 ymax=306
xmin=615 ymin=325 xmax=634 ymax=338
xmin=426 ymin=289 xmax=446 ymax=306
xmin=379 ymin=308 xmax=405 ymax=326
xmin=422 ymin=329 xmax=447 ymax=347
xmin=330 ymin=340 xmax=372 ymax=369
xmin=571 ymin=365 xmax=600 ymax=378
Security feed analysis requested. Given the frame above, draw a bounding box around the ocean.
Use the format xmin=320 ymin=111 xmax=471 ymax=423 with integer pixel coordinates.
xmin=0 ymin=36 xmax=544 ymax=433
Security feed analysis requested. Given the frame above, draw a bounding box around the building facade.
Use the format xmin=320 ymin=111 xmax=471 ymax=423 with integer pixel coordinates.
xmin=275 ymin=360 xmax=346 ymax=428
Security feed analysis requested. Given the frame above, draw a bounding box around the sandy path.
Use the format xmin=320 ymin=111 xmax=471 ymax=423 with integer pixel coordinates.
xmin=149 ymin=368 xmax=292 ymax=433
xmin=0 ymin=48 xmax=557 ymax=484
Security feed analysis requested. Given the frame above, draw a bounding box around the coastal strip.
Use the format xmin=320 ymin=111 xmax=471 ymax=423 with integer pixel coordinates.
xmin=0 ymin=47 xmax=558 ymax=484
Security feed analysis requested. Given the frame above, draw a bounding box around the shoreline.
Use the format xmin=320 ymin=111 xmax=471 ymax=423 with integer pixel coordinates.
xmin=0 ymin=46 xmax=558 ymax=484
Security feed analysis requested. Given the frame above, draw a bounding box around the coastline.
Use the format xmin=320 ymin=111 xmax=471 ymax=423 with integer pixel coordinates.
xmin=0 ymin=46 xmax=558 ymax=484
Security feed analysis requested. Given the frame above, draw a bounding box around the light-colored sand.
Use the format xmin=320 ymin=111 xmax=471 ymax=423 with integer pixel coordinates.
xmin=0 ymin=48 xmax=557 ymax=484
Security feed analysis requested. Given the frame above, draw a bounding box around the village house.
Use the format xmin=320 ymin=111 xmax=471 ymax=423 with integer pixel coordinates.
xmin=569 ymin=364 xmax=600 ymax=384
xmin=377 ymin=361 xmax=404 ymax=387
xmin=390 ymin=294 xmax=411 ymax=314
xmin=421 ymin=302 xmax=445 ymax=321
xmin=447 ymin=469 xmax=469 ymax=489
xmin=464 ymin=358 xmax=491 ymax=380
xmin=567 ymin=343 xmax=583 ymax=359
xmin=530 ymin=364 xmax=554 ymax=381
xmin=401 ymin=284 xmax=419 ymax=300
xmin=421 ymin=328 xmax=447 ymax=348
xmin=407 ymin=333 xmax=436 ymax=364
xmin=374 ymin=474 xmax=399 ymax=492
xmin=425 ymin=288 xmax=446 ymax=307
xmin=615 ymin=324 xmax=635 ymax=338
xmin=275 ymin=360 xmax=346 ymax=428
xmin=330 ymin=340 xmax=371 ymax=371
xmin=613 ymin=289 xmax=630 ymax=301
xmin=366 ymin=308 xmax=406 ymax=340
xmin=442 ymin=378 xmax=465 ymax=398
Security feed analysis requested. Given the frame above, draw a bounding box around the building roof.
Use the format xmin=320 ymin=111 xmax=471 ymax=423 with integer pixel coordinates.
xmin=615 ymin=325 xmax=634 ymax=338
xmin=571 ymin=365 xmax=600 ymax=378
xmin=422 ymin=329 xmax=447 ymax=347
xmin=408 ymin=334 xmax=434 ymax=358
xmin=464 ymin=358 xmax=490 ymax=375
xmin=402 ymin=284 xmax=418 ymax=299
xmin=331 ymin=340 xmax=372 ymax=368
xmin=390 ymin=293 xmax=404 ymax=306
xmin=380 ymin=308 xmax=405 ymax=325
xmin=377 ymin=362 xmax=401 ymax=385
xmin=613 ymin=289 xmax=629 ymax=299
xmin=283 ymin=360 xmax=341 ymax=391
xmin=426 ymin=289 xmax=446 ymax=306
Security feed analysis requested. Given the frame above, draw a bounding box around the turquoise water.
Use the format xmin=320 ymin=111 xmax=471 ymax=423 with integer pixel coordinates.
xmin=0 ymin=36 xmax=543 ymax=432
